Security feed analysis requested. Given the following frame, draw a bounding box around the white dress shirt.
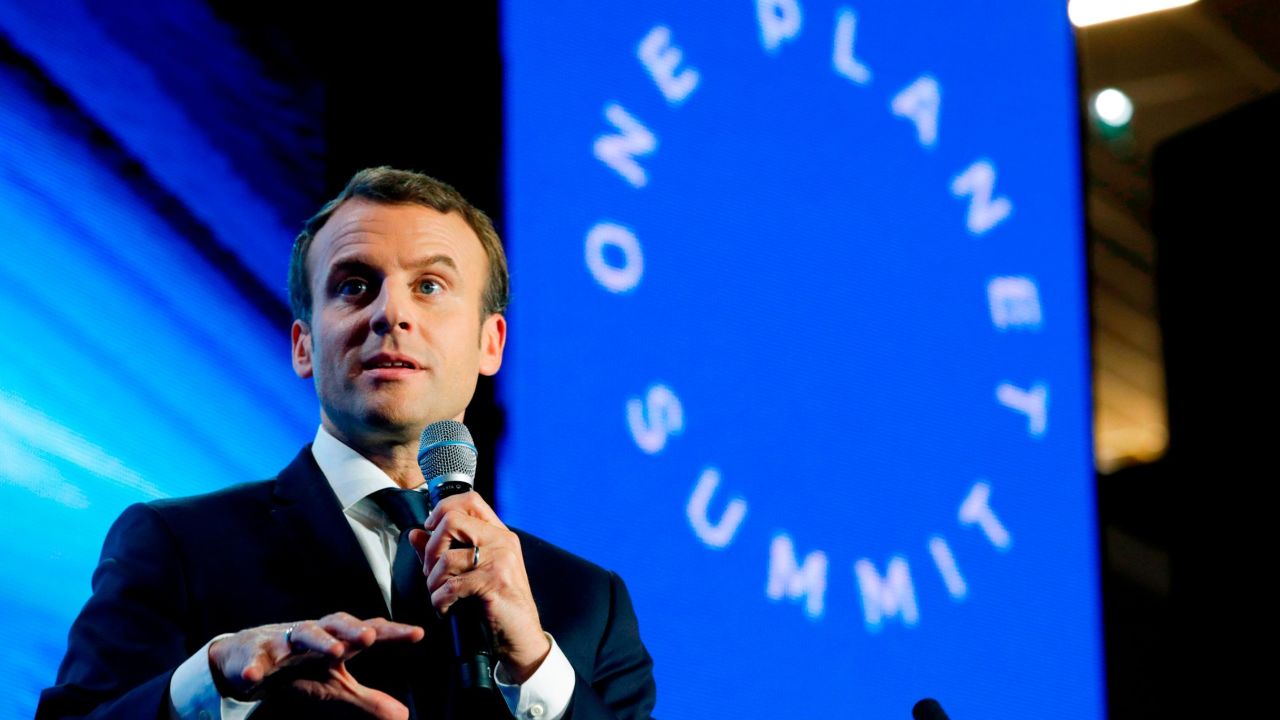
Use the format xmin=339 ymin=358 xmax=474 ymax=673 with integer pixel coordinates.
xmin=168 ymin=425 xmax=574 ymax=720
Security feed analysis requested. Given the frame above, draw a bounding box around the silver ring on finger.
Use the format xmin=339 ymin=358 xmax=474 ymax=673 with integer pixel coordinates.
xmin=472 ymin=545 xmax=481 ymax=569
xmin=284 ymin=624 xmax=299 ymax=653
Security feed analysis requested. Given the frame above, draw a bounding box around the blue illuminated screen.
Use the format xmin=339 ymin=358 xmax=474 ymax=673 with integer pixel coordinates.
xmin=1 ymin=2 xmax=1102 ymax=719
xmin=0 ymin=4 xmax=318 ymax=717
xmin=499 ymin=2 xmax=1103 ymax=719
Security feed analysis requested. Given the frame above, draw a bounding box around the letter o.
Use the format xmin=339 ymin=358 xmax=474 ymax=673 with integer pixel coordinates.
xmin=585 ymin=222 xmax=643 ymax=293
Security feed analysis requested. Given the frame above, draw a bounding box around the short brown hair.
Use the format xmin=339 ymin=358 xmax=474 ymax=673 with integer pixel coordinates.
xmin=288 ymin=167 xmax=509 ymax=324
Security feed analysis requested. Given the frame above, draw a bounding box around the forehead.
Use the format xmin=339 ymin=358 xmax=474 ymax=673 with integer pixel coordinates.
xmin=308 ymin=199 xmax=487 ymax=278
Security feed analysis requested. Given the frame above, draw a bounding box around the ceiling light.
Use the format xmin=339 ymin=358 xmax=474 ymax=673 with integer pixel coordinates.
xmin=1068 ymin=0 xmax=1198 ymax=28
xmin=1093 ymin=89 xmax=1134 ymax=128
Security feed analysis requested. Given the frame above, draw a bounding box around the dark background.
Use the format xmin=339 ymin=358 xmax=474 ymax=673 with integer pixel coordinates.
xmin=208 ymin=2 xmax=510 ymax=497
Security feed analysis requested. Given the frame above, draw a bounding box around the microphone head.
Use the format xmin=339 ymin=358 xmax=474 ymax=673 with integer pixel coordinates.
xmin=912 ymin=698 xmax=950 ymax=720
xmin=418 ymin=420 xmax=478 ymax=488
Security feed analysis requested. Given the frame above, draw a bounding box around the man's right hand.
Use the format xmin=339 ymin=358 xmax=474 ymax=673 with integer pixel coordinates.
xmin=207 ymin=612 xmax=424 ymax=720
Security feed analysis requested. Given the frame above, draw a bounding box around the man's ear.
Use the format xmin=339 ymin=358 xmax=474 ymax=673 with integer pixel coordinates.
xmin=291 ymin=319 xmax=313 ymax=379
xmin=478 ymin=313 xmax=507 ymax=377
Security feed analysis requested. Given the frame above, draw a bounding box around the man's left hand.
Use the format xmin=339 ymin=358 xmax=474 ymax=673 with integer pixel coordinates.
xmin=409 ymin=493 xmax=551 ymax=683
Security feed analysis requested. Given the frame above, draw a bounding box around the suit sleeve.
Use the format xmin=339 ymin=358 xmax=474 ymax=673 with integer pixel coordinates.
xmin=565 ymin=571 xmax=657 ymax=720
xmin=37 ymin=503 xmax=194 ymax=720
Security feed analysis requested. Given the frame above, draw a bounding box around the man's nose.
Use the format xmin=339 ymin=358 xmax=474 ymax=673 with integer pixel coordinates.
xmin=371 ymin=283 xmax=412 ymax=335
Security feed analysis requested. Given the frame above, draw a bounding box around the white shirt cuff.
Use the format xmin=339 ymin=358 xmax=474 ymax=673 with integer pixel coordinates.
xmin=495 ymin=633 xmax=575 ymax=720
xmin=168 ymin=634 xmax=260 ymax=720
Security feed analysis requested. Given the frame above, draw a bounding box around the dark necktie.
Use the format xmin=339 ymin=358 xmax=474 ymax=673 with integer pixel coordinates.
xmin=369 ymin=487 xmax=434 ymax=627
xmin=369 ymin=488 xmax=498 ymax=718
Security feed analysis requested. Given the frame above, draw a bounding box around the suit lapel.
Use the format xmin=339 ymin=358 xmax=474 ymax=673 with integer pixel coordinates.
xmin=267 ymin=445 xmax=389 ymax=620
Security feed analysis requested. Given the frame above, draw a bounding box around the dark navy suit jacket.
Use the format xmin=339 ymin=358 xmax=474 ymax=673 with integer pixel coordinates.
xmin=38 ymin=446 xmax=656 ymax=719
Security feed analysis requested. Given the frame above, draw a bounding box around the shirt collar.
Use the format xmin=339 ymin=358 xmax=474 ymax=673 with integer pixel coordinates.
xmin=310 ymin=425 xmax=404 ymax=512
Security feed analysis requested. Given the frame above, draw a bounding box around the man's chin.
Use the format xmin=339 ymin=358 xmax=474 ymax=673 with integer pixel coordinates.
xmin=324 ymin=399 xmax=463 ymax=443
xmin=360 ymin=411 xmax=429 ymax=438
xmin=362 ymin=406 xmax=470 ymax=436
xmin=323 ymin=408 xmax=424 ymax=445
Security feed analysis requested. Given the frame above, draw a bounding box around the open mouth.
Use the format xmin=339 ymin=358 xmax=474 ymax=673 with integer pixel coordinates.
xmin=361 ymin=354 xmax=421 ymax=374
xmin=364 ymin=360 xmax=417 ymax=370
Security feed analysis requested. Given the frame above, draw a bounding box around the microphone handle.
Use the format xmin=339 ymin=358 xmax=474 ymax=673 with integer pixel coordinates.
xmin=429 ymin=479 xmax=497 ymax=692
xmin=449 ymin=600 xmax=496 ymax=692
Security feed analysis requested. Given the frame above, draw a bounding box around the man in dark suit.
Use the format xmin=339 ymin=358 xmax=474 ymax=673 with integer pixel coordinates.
xmin=38 ymin=168 xmax=656 ymax=719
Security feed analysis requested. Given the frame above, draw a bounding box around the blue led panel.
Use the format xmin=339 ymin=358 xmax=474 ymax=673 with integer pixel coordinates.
xmin=0 ymin=4 xmax=318 ymax=716
xmin=499 ymin=3 xmax=1102 ymax=718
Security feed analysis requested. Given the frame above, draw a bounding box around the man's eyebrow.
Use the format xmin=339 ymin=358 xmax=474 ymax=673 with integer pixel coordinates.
xmin=325 ymin=254 xmax=459 ymax=276
xmin=410 ymin=254 xmax=459 ymax=272
xmin=325 ymin=258 xmax=374 ymax=277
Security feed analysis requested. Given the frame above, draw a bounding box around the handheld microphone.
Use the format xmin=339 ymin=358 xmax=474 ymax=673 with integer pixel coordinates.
xmin=418 ymin=420 xmax=496 ymax=692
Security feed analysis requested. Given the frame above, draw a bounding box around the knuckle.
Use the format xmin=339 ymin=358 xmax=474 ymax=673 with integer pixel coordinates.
xmin=495 ymin=566 xmax=516 ymax=587
xmin=248 ymin=650 xmax=269 ymax=671
xmin=422 ymin=537 xmax=442 ymax=558
xmin=444 ymin=574 xmax=467 ymax=595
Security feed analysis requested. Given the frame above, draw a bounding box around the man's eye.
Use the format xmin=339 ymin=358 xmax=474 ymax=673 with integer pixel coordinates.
xmin=336 ymin=278 xmax=368 ymax=296
xmin=418 ymin=279 xmax=443 ymax=294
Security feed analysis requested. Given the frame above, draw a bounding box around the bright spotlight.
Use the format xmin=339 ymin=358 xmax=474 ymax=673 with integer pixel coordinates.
xmin=1093 ymin=88 xmax=1134 ymax=128
xmin=1069 ymin=0 xmax=1199 ymax=28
